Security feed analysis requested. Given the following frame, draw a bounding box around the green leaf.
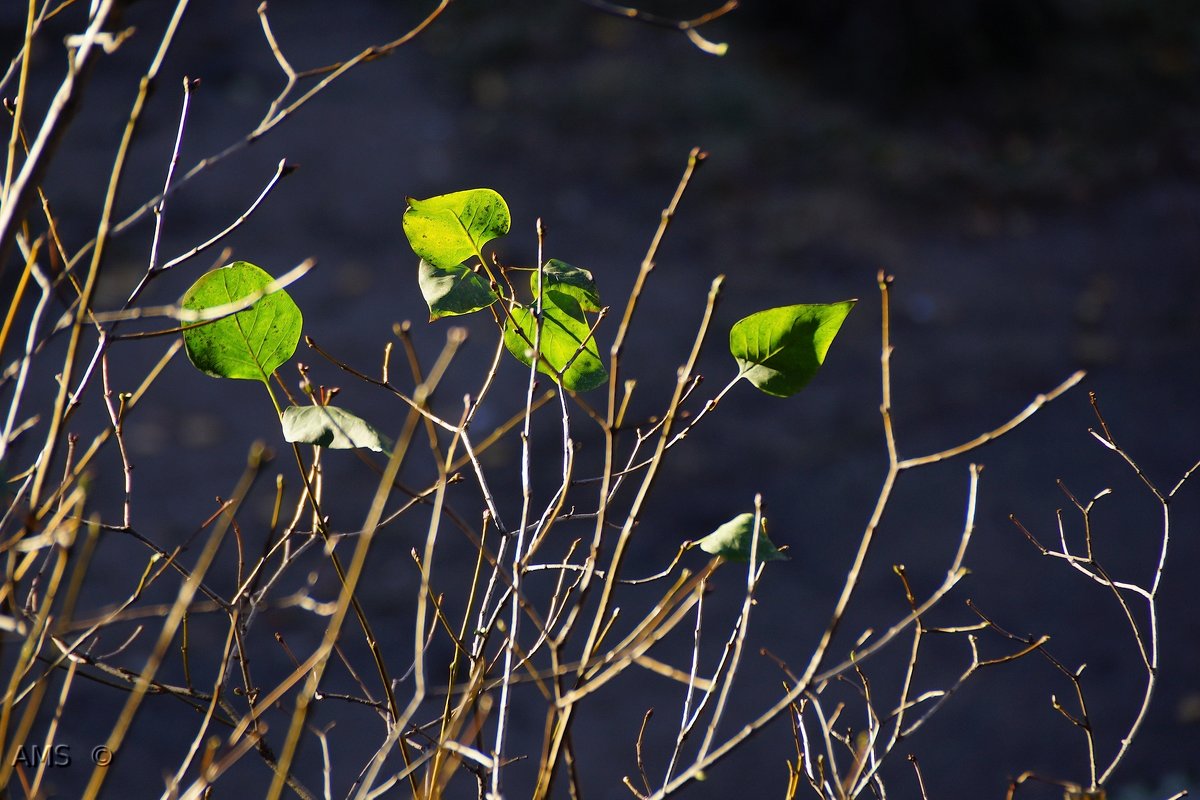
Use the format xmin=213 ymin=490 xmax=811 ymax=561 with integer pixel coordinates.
xmin=696 ymin=513 xmax=787 ymax=562
xmin=281 ymin=405 xmax=391 ymax=453
xmin=402 ymin=189 xmax=510 ymax=269
xmin=181 ymin=261 xmax=303 ymax=383
xmin=534 ymin=259 xmax=600 ymax=312
xmin=503 ymin=290 xmax=608 ymax=392
xmin=418 ymin=259 xmax=498 ymax=320
xmin=730 ymin=301 xmax=855 ymax=398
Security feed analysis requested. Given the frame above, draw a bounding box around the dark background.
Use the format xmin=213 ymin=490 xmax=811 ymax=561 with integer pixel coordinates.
xmin=2 ymin=1 xmax=1199 ymax=797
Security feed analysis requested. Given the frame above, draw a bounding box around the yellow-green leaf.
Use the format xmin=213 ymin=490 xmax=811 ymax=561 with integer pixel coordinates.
xmin=696 ymin=513 xmax=787 ymax=562
xmin=181 ymin=261 xmax=303 ymax=383
xmin=503 ymin=290 xmax=607 ymax=392
xmin=402 ymin=188 xmax=510 ymax=270
xmin=730 ymin=301 xmax=855 ymax=398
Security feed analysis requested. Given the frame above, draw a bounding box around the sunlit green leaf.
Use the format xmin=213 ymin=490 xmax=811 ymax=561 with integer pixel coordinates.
xmin=534 ymin=259 xmax=601 ymax=312
xmin=417 ymin=259 xmax=497 ymax=320
xmin=504 ymin=290 xmax=607 ymax=392
xmin=730 ymin=301 xmax=855 ymax=398
xmin=281 ymin=405 xmax=391 ymax=453
xmin=181 ymin=261 xmax=303 ymax=383
xmin=402 ymin=188 xmax=510 ymax=270
xmin=696 ymin=513 xmax=787 ymax=562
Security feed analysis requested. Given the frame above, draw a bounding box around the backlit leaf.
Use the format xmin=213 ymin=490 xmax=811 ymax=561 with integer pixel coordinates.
xmin=730 ymin=301 xmax=855 ymax=398
xmin=181 ymin=261 xmax=303 ymax=383
xmin=504 ymin=290 xmax=607 ymax=392
xmin=402 ymin=189 xmax=510 ymax=270
xmin=696 ymin=513 xmax=787 ymax=562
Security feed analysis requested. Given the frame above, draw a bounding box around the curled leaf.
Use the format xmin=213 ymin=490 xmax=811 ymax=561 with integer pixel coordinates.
xmin=535 ymin=259 xmax=601 ymax=312
xmin=281 ymin=405 xmax=391 ymax=453
xmin=417 ymin=259 xmax=497 ymax=320
xmin=695 ymin=512 xmax=787 ymax=562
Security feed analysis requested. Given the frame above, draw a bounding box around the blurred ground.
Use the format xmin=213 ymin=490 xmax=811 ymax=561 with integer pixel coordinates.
xmin=3 ymin=1 xmax=1199 ymax=797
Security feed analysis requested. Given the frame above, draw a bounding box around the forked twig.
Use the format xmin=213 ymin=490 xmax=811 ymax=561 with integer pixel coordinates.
xmin=578 ymin=0 xmax=738 ymax=54
xmin=651 ymin=273 xmax=1083 ymax=798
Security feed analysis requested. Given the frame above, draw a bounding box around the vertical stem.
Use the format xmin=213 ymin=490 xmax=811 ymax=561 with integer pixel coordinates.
xmin=491 ymin=220 xmax=548 ymax=797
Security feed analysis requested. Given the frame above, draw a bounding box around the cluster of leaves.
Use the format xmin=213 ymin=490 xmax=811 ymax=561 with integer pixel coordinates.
xmin=180 ymin=261 xmax=388 ymax=453
xmin=177 ymin=187 xmax=854 ymax=557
